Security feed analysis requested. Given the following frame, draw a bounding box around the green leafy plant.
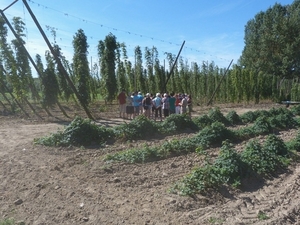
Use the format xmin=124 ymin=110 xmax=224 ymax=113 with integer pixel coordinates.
xmin=195 ymin=122 xmax=236 ymax=148
xmin=114 ymin=115 xmax=159 ymax=140
xmin=34 ymin=116 xmax=115 ymax=146
xmin=290 ymin=104 xmax=300 ymax=116
xmin=207 ymin=217 xmax=225 ymax=224
xmin=161 ymin=113 xmax=198 ymax=132
xmin=257 ymin=211 xmax=269 ymax=220
xmin=241 ymin=136 xmax=288 ymax=176
xmin=192 ymin=114 xmax=213 ymax=129
xmin=286 ymin=131 xmax=300 ymax=152
xmin=0 ymin=218 xmax=15 ymax=225
xmin=208 ymin=107 xmax=230 ymax=125
xmin=104 ymin=145 xmax=163 ymax=163
xmin=251 ymin=116 xmax=272 ymax=135
xmin=171 ymin=164 xmax=220 ymax=195
xmin=240 ymin=110 xmax=257 ymax=123
xmin=213 ymin=140 xmax=242 ymax=185
xmin=226 ymin=110 xmax=242 ymax=125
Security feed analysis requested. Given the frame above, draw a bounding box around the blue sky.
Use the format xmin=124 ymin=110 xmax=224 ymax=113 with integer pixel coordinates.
xmin=1 ymin=0 xmax=294 ymax=72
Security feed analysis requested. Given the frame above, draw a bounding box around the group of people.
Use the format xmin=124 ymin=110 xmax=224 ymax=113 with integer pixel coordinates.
xmin=117 ymin=90 xmax=192 ymax=121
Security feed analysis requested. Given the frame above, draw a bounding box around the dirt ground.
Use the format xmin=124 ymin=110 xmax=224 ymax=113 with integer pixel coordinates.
xmin=0 ymin=102 xmax=299 ymax=225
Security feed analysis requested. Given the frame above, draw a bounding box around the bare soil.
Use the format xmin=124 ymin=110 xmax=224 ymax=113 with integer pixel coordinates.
xmin=0 ymin=102 xmax=299 ymax=225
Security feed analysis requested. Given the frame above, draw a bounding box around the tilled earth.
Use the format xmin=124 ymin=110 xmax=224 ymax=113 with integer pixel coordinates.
xmin=0 ymin=103 xmax=299 ymax=225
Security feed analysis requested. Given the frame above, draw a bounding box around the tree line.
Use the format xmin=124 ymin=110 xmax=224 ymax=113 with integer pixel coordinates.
xmin=1 ymin=1 xmax=300 ymax=118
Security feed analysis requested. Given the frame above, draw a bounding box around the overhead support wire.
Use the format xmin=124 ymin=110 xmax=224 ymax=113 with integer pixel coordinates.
xmin=2 ymin=0 xmax=19 ymax=12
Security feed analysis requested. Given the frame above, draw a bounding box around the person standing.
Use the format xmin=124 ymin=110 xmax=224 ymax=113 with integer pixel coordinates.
xmin=179 ymin=94 xmax=188 ymax=114
xmin=169 ymin=92 xmax=176 ymax=115
xmin=175 ymin=93 xmax=181 ymax=114
xmin=162 ymin=93 xmax=170 ymax=118
xmin=142 ymin=93 xmax=152 ymax=118
xmin=153 ymin=93 xmax=162 ymax=121
xmin=126 ymin=92 xmax=134 ymax=119
xmin=132 ymin=91 xmax=140 ymax=119
xmin=117 ymin=89 xmax=126 ymax=118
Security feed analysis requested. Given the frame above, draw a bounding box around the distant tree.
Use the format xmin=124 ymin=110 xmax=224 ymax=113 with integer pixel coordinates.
xmin=73 ymin=29 xmax=90 ymax=105
xmin=11 ymin=17 xmax=39 ymax=101
xmin=116 ymin=42 xmax=127 ymax=92
xmin=39 ymin=51 xmax=59 ymax=108
xmin=98 ymin=33 xmax=118 ymax=102
xmin=145 ymin=47 xmax=157 ymax=94
xmin=165 ymin=52 xmax=177 ymax=93
xmin=134 ymin=46 xmax=146 ymax=93
xmin=0 ymin=17 xmax=20 ymax=99
xmin=53 ymin=45 xmax=73 ymax=102
xmin=240 ymin=1 xmax=300 ymax=79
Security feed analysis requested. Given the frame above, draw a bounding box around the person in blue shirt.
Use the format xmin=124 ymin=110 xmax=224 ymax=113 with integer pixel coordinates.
xmin=132 ymin=91 xmax=140 ymax=118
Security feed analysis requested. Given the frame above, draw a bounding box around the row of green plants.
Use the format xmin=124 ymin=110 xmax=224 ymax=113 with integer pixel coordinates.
xmin=171 ymin=134 xmax=294 ymax=196
xmin=103 ymin=113 xmax=297 ymax=164
xmin=34 ymin=106 xmax=300 ymax=196
xmin=34 ymin=105 xmax=300 ymax=147
xmin=102 ymin=107 xmax=300 ymax=196
xmin=34 ymin=112 xmax=197 ymax=146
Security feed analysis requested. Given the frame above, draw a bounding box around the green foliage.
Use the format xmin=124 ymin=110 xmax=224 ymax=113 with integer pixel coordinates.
xmin=114 ymin=115 xmax=158 ymax=140
xmin=98 ymin=33 xmax=118 ymax=102
xmin=195 ymin=122 xmax=235 ymax=148
xmin=226 ymin=110 xmax=242 ymax=125
xmin=286 ymin=131 xmax=300 ymax=152
xmin=34 ymin=117 xmax=114 ymax=146
xmin=172 ymin=164 xmax=221 ymax=195
xmin=268 ymin=113 xmax=298 ymax=130
xmin=172 ymin=141 xmax=242 ymax=196
xmin=174 ymin=132 xmax=292 ymax=196
xmin=264 ymin=134 xmax=288 ymax=156
xmin=161 ymin=113 xmax=198 ymax=132
xmin=0 ymin=218 xmax=15 ymax=225
xmin=105 ymin=137 xmax=199 ymax=164
xmin=251 ymin=116 xmax=272 ymax=135
xmin=73 ymin=29 xmax=91 ymax=106
xmin=241 ymin=2 xmax=300 ymax=79
xmin=192 ymin=114 xmax=212 ymax=129
xmin=257 ymin=211 xmax=269 ymax=220
xmin=208 ymin=107 xmax=230 ymax=125
xmin=105 ymin=145 xmax=163 ymax=163
xmin=290 ymin=104 xmax=300 ymax=116
xmin=213 ymin=141 xmax=242 ymax=184
xmin=240 ymin=111 xmax=258 ymax=123
xmin=241 ymin=136 xmax=288 ymax=176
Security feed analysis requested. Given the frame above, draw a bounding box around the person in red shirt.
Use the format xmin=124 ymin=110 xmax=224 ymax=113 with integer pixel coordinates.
xmin=117 ymin=89 xmax=127 ymax=118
